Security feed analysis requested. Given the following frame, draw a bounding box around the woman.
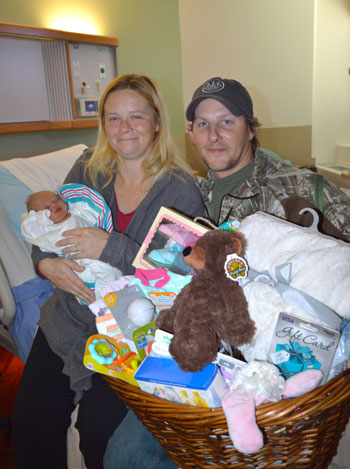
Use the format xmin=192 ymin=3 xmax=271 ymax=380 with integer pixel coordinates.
xmin=13 ymin=74 xmax=205 ymax=469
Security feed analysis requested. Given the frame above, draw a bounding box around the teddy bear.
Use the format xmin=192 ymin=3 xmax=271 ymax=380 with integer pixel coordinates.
xmin=155 ymin=229 xmax=256 ymax=372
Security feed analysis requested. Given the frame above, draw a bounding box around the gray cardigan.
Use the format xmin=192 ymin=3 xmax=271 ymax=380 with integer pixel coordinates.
xmin=33 ymin=151 xmax=205 ymax=402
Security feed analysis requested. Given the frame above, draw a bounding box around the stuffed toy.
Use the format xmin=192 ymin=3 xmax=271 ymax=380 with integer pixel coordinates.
xmin=221 ymin=360 xmax=323 ymax=454
xmin=236 ymin=210 xmax=350 ymax=363
xmin=155 ymin=230 xmax=255 ymax=372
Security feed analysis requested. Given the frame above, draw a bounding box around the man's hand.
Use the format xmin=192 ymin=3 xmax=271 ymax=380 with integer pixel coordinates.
xmin=38 ymin=257 xmax=95 ymax=305
xmin=56 ymin=227 xmax=109 ymax=260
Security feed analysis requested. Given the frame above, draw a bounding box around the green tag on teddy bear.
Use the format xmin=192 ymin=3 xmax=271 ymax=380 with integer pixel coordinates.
xmin=224 ymin=254 xmax=248 ymax=282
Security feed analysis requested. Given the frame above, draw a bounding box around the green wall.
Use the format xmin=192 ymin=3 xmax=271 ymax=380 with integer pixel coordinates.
xmin=0 ymin=0 xmax=184 ymax=156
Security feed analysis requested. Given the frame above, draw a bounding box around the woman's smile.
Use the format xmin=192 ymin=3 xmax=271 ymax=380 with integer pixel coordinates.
xmin=104 ymin=89 xmax=159 ymax=162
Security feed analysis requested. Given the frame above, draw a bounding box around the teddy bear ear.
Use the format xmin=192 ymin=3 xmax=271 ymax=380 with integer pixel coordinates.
xmin=232 ymin=237 xmax=242 ymax=254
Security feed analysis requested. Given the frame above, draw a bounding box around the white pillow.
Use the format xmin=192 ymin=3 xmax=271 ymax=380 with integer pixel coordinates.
xmin=0 ymin=144 xmax=88 ymax=192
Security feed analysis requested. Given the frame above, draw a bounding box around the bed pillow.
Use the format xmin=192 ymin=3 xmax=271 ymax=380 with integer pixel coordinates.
xmin=0 ymin=166 xmax=32 ymax=242
xmin=0 ymin=144 xmax=88 ymax=241
xmin=0 ymin=144 xmax=88 ymax=192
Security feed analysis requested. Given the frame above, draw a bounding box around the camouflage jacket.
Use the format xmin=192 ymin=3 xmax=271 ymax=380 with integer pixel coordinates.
xmin=197 ymin=148 xmax=350 ymax=241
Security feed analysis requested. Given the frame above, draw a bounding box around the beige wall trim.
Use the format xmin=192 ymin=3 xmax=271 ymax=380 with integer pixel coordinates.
xmin=317 ymin=168 xmax=350 ymax=190
xmin=259 ymin=125 xmax=314 ymax=167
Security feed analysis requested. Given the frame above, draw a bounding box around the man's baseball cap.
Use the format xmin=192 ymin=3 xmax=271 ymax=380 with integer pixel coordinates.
xmin=185 ymin=77 xmax=253 ymax=121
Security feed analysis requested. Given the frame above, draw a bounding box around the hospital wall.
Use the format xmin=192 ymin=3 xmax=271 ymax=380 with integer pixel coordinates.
xmin=0 ymin=0 xmax=184 ymax=157
xmin=1 ymin=0 xmax=349 ymax=181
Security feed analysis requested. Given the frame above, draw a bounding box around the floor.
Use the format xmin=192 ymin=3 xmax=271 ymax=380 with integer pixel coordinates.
xmin=0 ymin=345 xmax=24 ymax=469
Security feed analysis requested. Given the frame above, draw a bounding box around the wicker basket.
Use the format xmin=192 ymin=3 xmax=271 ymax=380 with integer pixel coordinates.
xmin=105 ymin=369 xmax=350 ymax=468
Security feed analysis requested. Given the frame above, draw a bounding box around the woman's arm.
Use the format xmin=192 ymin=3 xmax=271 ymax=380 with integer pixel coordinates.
xmin=32 ymin=243 xmax=95 ymax=304
xmin=57 ymin=226 xmax=109 ymax=260
xmin=37 ymin=256 xmax=95 ymax=304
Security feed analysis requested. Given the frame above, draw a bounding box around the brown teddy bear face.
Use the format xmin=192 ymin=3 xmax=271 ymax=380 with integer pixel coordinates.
xmin=183 ymin=230 xmax=246 ymax=274
xmin=183 ymin=245 xmax=206 ymax=270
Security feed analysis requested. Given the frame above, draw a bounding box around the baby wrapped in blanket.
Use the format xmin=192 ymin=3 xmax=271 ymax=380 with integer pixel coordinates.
xmin=21 ymin=183 xmax=122 ymax=303
xmin=236 ymin=211 xmax=350 ymax=362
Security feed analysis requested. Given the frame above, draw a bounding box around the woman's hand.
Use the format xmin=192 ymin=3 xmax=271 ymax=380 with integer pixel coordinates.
xmin=38 ymin=257 xmax=95 ymax=305
xmin=56 ymin=227 xmax=110 ymax=260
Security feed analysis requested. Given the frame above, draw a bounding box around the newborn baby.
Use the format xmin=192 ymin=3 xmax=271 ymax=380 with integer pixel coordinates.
xmin=21 ymin=185 xmax=122 ymax=304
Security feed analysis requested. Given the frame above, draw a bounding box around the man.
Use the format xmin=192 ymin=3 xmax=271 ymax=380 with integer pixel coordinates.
xmin=104 ymin=79 xmax=350 ymax=469
xmin=186 ymin=77 xmax=350 ymax=241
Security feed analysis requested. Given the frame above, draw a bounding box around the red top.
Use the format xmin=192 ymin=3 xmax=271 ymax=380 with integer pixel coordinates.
xmin=115 ymin=196 xmax=135 ymax=233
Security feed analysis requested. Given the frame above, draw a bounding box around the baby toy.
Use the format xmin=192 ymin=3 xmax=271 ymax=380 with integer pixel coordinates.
xmin=110 ymin=347 xmax=141 ymax=373
xmin=88 ymin=338 xmax=117 ymax=365
xmin=221 ymin=360 xmax=323 ymax=454
xmin=127 ymin=297 xmax=155 ymax=327
xmin=156 ymin=230 xmax=256 ymax=372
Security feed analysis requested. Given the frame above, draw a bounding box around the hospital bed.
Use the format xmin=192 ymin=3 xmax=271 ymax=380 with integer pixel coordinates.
xmin=0 ymin=143 xmax=89 ymax=469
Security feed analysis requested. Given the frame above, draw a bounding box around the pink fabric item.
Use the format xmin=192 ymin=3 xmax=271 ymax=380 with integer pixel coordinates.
xmin=222 ymin=389 xmax=264 ymax=454
xmin=158 ymin=223 xmax=199 ymax=247
xmin=282 ymin=369 xmax=323 ymax=398
xmin=158 ymin=223 xmax=182 ymax=236
xmin=134 ymin=268 xmax=170 ymax=288
xmin=221 ymin=368 xmax=323 ymax=455
xmin=99 ymin=276 xmax=133 ymax=298
xmin=172 ymin=232 xmax=198 ymax=247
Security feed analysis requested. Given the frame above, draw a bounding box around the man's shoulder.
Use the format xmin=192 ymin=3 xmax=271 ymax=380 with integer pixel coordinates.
xmin=255 ymin=148 xmax=317 ymax=184
xmin=255 ymin=147 xmax=293 ymax=173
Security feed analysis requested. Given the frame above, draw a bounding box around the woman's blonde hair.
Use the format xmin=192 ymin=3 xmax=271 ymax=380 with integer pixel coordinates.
xmin=85 ymin=74 xmax=193 ymax=189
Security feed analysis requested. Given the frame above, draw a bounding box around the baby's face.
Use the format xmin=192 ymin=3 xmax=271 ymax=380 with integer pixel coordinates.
xmin=29 ymin=192 xmax=69 ymax=224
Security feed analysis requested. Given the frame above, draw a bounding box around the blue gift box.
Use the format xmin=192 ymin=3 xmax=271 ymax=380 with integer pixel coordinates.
xmin=276 ymin=342 xmax=321 ymax=379
xmin=134 ymin=356 xmax=227 ymax=407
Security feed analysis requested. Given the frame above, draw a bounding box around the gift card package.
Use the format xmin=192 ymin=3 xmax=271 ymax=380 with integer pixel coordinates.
xmin=269 ymin=312 xmax=340 ymax=385
xmin=132 ymin=206 xmax=209 ymax=275
xmin=134 ymin=356 xmax=226 ymax=407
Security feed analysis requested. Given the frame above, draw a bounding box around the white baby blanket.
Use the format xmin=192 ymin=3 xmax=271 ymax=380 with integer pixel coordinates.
xmin=239 ymin=211 xmax=350 ymax=318
xmin=21 ymin=210 xmax=89 ymax=254
xmin=236 ymin=211 xmax=350 ymax=362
